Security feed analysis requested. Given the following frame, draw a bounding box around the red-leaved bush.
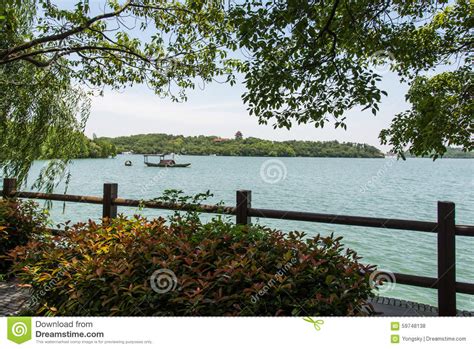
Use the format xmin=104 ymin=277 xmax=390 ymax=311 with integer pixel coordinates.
xmin=10 ymin=215 xmax=375 ymax=316
xmin=0 ymin=199 xmax=48 ymax=274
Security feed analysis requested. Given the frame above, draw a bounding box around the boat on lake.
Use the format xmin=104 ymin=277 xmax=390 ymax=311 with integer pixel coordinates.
xmin=143 ymin=154 xmax=191 ymax=168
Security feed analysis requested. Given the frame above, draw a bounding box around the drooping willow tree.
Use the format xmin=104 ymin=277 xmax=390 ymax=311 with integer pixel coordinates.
xmin=0 ymin=62 xmax=90 ymax=190
xmin=0 ymin=0 xmax=239 ymax=189
xmin=1 ymin=0 xmax=472 ymax=191
xmin=0 ymin=2 xmax=91 ymax=190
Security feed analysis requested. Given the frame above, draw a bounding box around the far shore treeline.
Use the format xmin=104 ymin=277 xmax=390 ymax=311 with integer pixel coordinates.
xmin=98 ymin=133 xmax=384 ymax=158
xmin=69 ymin=132 xmax=474 ymax=159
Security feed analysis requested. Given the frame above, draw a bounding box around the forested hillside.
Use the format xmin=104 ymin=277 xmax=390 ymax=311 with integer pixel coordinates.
xmin=404 ymin=147 xmax=474 ymax=159
xmin=40 ymin=133 xmax=117 ymax=159
xmin=99 ymin=133 xmax=384 ymax=158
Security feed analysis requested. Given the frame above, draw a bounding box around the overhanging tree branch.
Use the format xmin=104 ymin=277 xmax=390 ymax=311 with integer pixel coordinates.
xmin=0 ymin=0 xmax=132 ymax=61
xmin=1 ymin=44 xmax=154 ymax=67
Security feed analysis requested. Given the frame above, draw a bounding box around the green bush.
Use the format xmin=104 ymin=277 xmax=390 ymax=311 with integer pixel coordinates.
xmin=10 ymin=214 xmax=375 ymax=316
xmin=0 ymin=199 xmax=49 ymax=274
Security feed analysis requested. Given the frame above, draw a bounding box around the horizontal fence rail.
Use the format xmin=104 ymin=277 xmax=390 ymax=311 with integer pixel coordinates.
xmin=9 ymin=189 xmax=474 ymax=237
xmin=13 ymin=191 xmax=237 ymax=215
xmin=2 ymin=178 xmax=474 ymax=315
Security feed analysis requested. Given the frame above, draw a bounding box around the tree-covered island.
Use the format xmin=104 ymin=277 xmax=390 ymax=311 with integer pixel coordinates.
xmin=99 ymin=133 xmax=384 ymax=158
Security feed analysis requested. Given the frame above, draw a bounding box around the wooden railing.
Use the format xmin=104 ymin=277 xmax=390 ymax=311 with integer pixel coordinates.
xmin=2 ymin=178 xmax=474 ymax=316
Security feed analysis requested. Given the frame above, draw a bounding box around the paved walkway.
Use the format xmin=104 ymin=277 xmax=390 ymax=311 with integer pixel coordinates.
xmin=0 ymin=281 xmax=472 ymax=316
xmin=0 ymin=280 xmax=29 ymax=316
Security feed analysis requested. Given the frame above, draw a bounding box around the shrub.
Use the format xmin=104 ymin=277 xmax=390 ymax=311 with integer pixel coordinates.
xmin=0 ymin=199 xmax=49 ymax=274
xmin=10 ymin=214 xmax=375 ymax=316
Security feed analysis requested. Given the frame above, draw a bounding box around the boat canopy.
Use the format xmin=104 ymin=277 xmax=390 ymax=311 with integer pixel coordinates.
xmin=143 ymin=153 xmax=175 ymax=160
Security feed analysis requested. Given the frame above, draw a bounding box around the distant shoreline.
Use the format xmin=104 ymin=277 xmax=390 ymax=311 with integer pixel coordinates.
xmin=115 ymin=153 xmax=473 ymax=160
xmin=117 ymin=153 xmax=384 ymax=159
xmin=99 ymin=133 xmax=385 ymax=158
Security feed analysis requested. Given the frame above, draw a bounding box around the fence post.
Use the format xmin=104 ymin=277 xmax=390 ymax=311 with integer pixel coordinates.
xmin=2 ymin=178 xmax=17 ymax=198
xmin=103 ymin=183 xmax=118 ymax=219
xmin=437 ymin=201 xmax=456 ymax=316
xmin=236 ymin=190 xmax=251 ymax=225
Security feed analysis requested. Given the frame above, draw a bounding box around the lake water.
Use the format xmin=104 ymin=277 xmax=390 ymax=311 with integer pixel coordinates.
xmin=22 ymin=155 xmax=474 ymax=310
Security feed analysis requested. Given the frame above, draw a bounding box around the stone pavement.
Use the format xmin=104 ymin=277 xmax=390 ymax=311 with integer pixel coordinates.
xmin=0 ymin=280 xmax=29 ymax=316
xmin=0 ymin=280 xmax=473 ymax=316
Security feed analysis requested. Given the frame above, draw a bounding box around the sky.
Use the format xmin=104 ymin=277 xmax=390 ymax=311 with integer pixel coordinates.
xmin=78 ymin=0 xmax=413 ymax=151
xmin=86 ymin=70 xmax=410 ymax=151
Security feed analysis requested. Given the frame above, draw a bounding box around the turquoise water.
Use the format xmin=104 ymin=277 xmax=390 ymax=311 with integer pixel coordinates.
xmin=22 ymin=155 xmax=474 ymax=310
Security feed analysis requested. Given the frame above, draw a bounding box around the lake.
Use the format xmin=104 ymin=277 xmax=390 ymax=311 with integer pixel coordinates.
xmin=24 ymin=155 xmax=474 ymax=310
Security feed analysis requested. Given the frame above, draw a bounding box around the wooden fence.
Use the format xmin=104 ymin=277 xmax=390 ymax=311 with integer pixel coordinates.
xmin=2 ymin=178 xmax=474 ymax=316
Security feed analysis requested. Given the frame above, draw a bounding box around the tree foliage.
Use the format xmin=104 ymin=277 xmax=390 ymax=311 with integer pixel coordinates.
xmin=10 ymin=213 xmax=375 ymax=316
xmin=0 ymin=0 xmax=238 ymax=187
xmin=230 ymin=0 xmax=473 ymax=158
xmin=0 ymin=1 xmax=90 ymax=188
xmin=1 ymin=0 xmax=472 ymax=185
xmin=101 ymin=133 xmax=384 ymax=158
xmin=0 ymin=0 xmax=239 ymax=98
xmin=380 ymin=67 xmax=473 ymax=159
xmin=51 ymin=133 xmax=117 ymax=159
